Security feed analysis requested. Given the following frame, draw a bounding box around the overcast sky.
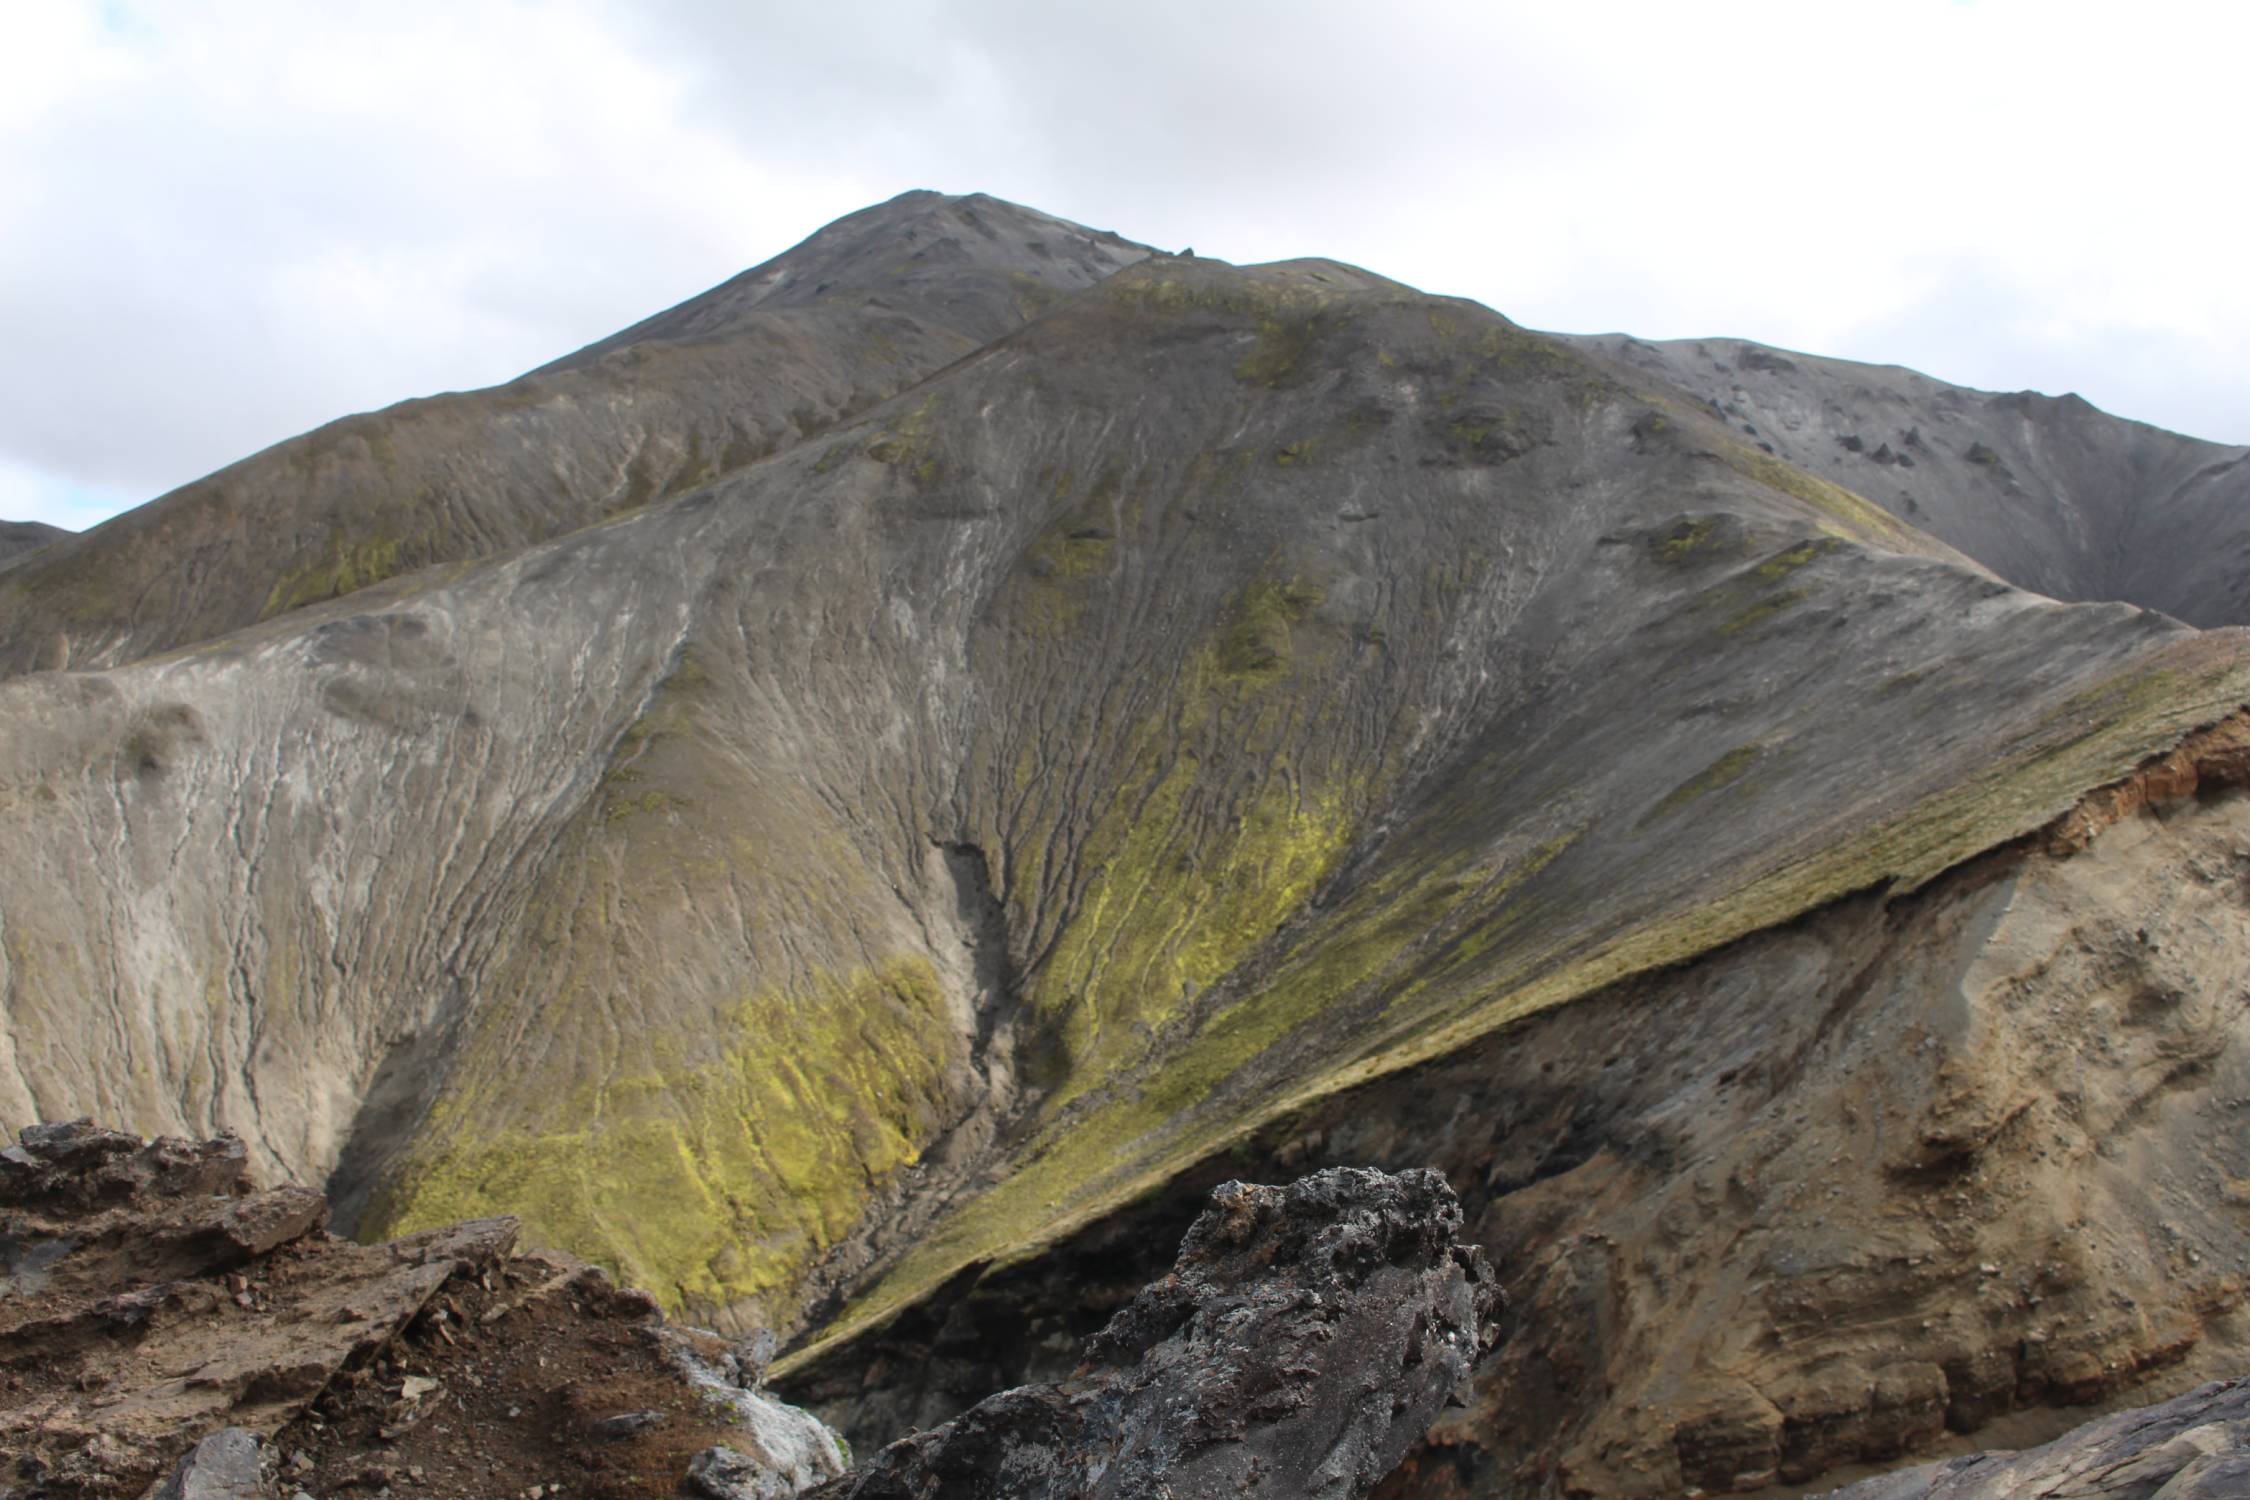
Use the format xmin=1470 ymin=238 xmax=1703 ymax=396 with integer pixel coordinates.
xmin=5 ymin=0 xmax=2245 ymax=530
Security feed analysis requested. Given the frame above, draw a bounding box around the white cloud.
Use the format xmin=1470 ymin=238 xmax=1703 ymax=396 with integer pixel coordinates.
xmin=2 ymin=0 xmax=2244 ymax=530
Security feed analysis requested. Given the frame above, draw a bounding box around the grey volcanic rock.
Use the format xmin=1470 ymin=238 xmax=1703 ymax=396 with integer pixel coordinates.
xmin=1819 ymin=1376 xmax=2250 ymax=1498
xmin=152 ymin=1428 xmax=270 ymax=1500
xmin=803 ymin=1167 xmax=1497 ymax=1500
xmin=0 ymin=518 xmax=65 ymax=570
xmin=1564 ymin=333 xmax=2250 ymax=624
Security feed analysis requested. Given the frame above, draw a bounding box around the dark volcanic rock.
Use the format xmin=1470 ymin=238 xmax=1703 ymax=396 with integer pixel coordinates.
xmin=151 ymin=1428 xmax=270 ymax=1500
xmin=805 ymin=1167 xmax=1498 ymax=1499
xmin=1819 ymin=1375 xmax=2250 ymax=1498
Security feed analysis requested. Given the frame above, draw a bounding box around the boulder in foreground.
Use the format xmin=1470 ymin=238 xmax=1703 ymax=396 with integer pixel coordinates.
xmin=807 ymin=1166 xmax=1500 ymax=1499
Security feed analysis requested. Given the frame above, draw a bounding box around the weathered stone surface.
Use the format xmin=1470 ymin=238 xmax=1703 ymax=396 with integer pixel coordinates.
xmin=804 ymin=1167 xmax=1497 ymax=1499
xmin=151 ymin=1428 xmax=271 ymax=1500
xmin=1817 ymin=1375 xmax=2250 ymax=1498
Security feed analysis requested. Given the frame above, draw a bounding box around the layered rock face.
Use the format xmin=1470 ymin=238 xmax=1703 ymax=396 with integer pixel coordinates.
xmin=785 ymin=727 xmax=2250 ymax=1495
xmin=7 ymin=192 xmax=2250 ymax=1496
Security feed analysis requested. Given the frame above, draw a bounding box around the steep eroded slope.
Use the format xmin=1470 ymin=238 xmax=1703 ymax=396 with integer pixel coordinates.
xmin=0 ymin=192 xmax=1147 ymax=678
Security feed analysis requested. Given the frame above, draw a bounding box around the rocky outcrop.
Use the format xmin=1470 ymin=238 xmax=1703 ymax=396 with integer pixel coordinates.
xmin=1819 ymin=1375 xmax=2250 ymax=1498
xmin=0 ymin=1121 xmax=845 ymax=1498
xmin=804 ymin=1167 xmax=1498 ymax=1499
xmin=2 ymin=1128 xmax=1492 ymax=1499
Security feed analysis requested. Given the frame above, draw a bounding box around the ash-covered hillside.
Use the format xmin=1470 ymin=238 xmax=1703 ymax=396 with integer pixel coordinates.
xmin=6 ymin=193 xmax=2250 ymax=1497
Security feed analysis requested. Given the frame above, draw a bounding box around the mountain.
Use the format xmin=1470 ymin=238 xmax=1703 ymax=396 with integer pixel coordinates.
xmin=1566 ymin=334 xmax=2250 ymax=626
xmin=5 ymin=194 xmax=2250 ymax=1497
xmin=0 ymin=192 xmax=1146 ymax=677
xmin=0 ymin=518 xmax=66 ymax=569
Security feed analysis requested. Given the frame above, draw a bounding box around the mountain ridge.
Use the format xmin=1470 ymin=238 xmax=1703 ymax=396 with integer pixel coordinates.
xmin=7 ymin=193 xmax=2250 ymax=1497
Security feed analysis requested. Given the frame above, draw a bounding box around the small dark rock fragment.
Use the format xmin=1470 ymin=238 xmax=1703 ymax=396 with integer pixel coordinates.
xmin=589 ymin=1408 xmax=667 ymax=1439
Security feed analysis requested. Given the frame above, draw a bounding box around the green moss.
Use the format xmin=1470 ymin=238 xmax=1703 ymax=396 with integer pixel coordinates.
xmin=259 ymin=534 xmax=418 ymax=619
xmin=1011 ymin=515 xmax=1119 ymax=637
xmin=602 ymin=787 xmax=674 ymax=823
xmin=1755 ymin=538 xmax=1836 ymax=579
xmin=1035 ymin=769 xmax=1354 ymax=1097
xmin=1641 ymin=744 xmax=1768 ymax=826
xmin=367 ymin=958 xmax=961 ymax=1316
xmin=865 ymin=396 xmax=941 ymax=484
xmin=1652 ymin=517 xmax=1722 ymax=564
xmin=1719 ymin=587 xmax=1811 ymax=634
xmin=1237 ymin=311 xmax=1329 ymax=388
xmin=1723 ymin=445 xmax=1910 ymax=544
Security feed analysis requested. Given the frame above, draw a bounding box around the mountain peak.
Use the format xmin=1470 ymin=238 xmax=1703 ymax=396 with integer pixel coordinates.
xmin=532 ymin=190 xmax=1152 ymax=376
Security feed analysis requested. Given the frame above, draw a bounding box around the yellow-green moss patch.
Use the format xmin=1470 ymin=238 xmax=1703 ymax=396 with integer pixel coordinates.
xmin=369 ymin=957 xmax=961 ymax=1318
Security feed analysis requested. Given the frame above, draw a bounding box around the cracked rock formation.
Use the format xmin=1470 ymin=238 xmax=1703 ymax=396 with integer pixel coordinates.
xmin=803 ymin=1167 xmax=1498 ymax=1499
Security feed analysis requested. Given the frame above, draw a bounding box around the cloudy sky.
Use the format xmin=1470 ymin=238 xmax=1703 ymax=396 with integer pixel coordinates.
xmin=5 ymin=0 xmax=2245 ymax=530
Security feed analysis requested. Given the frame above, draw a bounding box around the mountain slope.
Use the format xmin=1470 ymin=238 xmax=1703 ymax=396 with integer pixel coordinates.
xmin=0 ymin=519 xmax=65 ymax=570
xmin=1565 ymin=334 xmax=2250 ymax=625
xmin=6 ymin=197 xmax=2250 ymax=1497
xmin=0 ymin=192 xmax=1147 ymax=678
